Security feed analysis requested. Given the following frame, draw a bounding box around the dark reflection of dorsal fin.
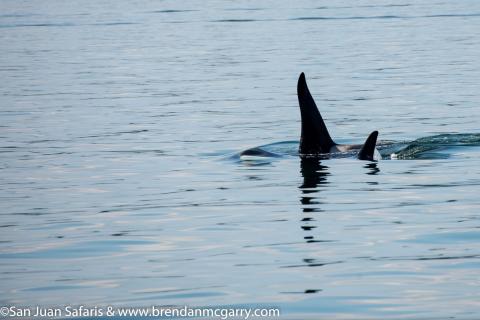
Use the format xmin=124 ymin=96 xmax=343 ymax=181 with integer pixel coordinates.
xmin=297 ymin=73 xmax=336 ymax=155
xmin=358 ymin=131 xmax=379 ymax=161
xmin=365 ymin=162 xmax=380 ymax=175
xmin=300 ymin=158 xmax=330 ymax=190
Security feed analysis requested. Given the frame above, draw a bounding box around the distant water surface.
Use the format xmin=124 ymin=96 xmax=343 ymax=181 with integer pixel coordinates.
xmin=1 ymin=0 xmax=480 ymax=319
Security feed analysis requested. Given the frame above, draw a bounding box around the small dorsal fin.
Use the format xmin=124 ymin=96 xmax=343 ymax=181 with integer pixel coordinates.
xmin=358 ymin=131 xmax=379 ymax=160
xmin=297 ymin=73 xmax=336 ymax=155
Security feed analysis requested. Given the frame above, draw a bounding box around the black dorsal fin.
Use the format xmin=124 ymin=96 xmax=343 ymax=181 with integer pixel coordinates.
xmin=297 ymin=72 xmax=336 ymax=154
xmin=358 ymin=131 xmax=379 ymax=160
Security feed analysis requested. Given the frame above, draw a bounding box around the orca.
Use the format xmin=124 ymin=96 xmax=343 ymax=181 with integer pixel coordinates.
xmin=238 ymin=74 xmax=480 ymax=161
xmin=297 ymin=72 xmax=379 ymax=160
xmin=238 ymin=147 xmax=282 ymax=161
xmin=239 ymin=73 xmax=380 ymax=161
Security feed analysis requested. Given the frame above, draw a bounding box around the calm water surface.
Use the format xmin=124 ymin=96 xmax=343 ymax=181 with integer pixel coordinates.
xmin=1 ymin=0 xmax=480 ymax=319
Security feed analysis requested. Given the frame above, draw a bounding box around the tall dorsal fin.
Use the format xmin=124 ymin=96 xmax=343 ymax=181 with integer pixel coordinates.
xmin=297 ymin=72 xmax=336 ymax=154
xmin=358 ymin=131 xmax=379 ymax=160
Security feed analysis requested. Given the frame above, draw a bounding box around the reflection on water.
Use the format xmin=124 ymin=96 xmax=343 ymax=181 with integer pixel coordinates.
xmin=300 ymin=158 xmax=330 ymax=191
xmin=299 ymin=159 xmax=329 ymax=245
xmin=364 ymin=162 xmax=380 ymax=175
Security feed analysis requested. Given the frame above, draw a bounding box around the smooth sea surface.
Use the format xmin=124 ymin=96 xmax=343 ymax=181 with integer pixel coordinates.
xmin=1 ymin=0 xmax=480 ymax=319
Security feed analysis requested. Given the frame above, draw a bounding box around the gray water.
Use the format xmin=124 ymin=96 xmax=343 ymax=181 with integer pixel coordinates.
xmin=1 ymin=0 xmax=480 ymax=319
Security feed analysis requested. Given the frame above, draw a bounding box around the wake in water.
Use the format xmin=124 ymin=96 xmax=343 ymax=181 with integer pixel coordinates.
xmin=235 ymin=133 xmax=480 ymax=162
xmin=389 ymin=133 xmax=480 ymax=160
xmin=234 ymin=73 xmax=480 ymax=162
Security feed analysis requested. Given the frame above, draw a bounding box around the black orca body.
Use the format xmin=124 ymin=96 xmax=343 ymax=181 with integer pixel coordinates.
xmin=297 ymin=73 xmax=379 ymax=161
xmin=239 ymin=73 xmax=380 ymax=161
